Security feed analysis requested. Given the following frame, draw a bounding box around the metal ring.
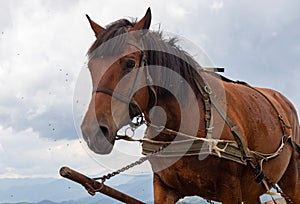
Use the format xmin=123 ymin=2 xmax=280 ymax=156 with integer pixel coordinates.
xmin=204 ymin=85 xmax=212 ymax=94
xmin=125 ymin=127 xmax=135 ymax=138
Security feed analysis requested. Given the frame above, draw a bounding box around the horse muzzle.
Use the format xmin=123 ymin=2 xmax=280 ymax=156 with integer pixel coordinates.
xmin=81 ymin=123 xmax=117 ymax=154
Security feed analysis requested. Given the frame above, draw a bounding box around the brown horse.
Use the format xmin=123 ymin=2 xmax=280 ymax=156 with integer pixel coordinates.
xmin=81 ymin=8 xmax=300 ymax=203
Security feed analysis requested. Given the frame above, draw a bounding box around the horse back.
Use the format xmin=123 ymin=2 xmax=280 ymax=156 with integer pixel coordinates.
xmin=222 ymin=81 xmax=299 ymax=153
xmin=256 ymin=87 xmax=300 ymax=143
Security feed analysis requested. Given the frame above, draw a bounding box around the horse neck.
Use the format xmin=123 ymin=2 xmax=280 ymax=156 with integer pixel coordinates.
xmin=145 ymin=88 xmax=206 ymax=141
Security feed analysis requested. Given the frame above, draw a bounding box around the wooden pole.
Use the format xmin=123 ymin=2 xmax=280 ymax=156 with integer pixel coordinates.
xmin=59 ymin=166 xmax=145 ymax=204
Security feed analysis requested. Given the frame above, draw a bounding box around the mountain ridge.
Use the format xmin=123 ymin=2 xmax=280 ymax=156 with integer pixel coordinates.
xmin=0 ymin=175 xmax=153 ymax=204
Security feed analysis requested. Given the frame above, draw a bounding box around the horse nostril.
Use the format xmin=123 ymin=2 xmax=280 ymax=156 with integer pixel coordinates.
xmin=99 ymin=125 xmax=109 ymax=138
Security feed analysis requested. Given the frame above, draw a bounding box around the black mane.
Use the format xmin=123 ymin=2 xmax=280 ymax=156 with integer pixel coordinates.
xmin=88 ymin=19 xmax=204 ymax=103
xmin=143 ymin=31 xmax=202 ymax=101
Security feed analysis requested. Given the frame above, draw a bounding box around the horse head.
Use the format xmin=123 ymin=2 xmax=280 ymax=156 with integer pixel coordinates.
xmin=81 ymin=8 xmax=154 ymax=154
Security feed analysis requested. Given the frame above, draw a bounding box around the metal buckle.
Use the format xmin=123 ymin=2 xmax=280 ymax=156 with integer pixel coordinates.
xmin=204 ymin=85 xmax=212 ymax=94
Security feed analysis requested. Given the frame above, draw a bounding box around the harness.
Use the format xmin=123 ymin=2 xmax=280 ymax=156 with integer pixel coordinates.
xmin=93 ymin=39 xmax=299 ymax=202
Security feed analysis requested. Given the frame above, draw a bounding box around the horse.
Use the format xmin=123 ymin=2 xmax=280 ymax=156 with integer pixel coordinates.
xmin=81 ymin=8 xmax=300 ymax=203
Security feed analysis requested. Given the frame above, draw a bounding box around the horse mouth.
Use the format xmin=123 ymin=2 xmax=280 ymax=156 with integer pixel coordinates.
xmin=83 ymin=127 xmax=116 ymax=155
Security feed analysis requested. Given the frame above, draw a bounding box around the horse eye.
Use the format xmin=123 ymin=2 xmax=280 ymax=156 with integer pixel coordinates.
xmin=125 ymin=59 xmax=136 ymax=69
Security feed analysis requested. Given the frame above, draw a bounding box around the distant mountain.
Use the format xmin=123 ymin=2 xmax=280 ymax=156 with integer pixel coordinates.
xmin=0 ymin=178 xmax=87 ymax=203
xmin=0 ymin=175 xmax=153 ymax=204
xmin=0 ymin=176 xmax=276 ymax=204
xmin=1 ymin=201 xmax=58 ymax=204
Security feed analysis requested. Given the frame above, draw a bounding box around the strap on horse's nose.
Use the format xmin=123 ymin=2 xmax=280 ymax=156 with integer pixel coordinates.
xmin=93 ymin=86 xmax=131 ymax=104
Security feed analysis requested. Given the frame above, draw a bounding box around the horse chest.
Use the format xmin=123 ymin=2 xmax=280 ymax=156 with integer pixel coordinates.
xmin=151 ymin=156 xmax=239 ymax=198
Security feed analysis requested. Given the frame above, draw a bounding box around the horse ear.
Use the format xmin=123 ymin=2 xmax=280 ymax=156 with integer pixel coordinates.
xmin=133 ymin=7 xmax=152 ymax=31
xmin=86 ymin=14 xmax=105 ymax=37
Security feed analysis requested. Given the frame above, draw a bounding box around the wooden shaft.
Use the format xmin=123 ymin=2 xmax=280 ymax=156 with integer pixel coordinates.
xmin=59 ymin=166 xmax=145 ymax=204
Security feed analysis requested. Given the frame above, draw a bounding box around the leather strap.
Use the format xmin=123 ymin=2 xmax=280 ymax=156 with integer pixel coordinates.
xmin=93 ymin=86 xmax=131 ymax=104
xmin=209 ymin=95 xmax=251 ymax=160
xmin=142 ymin=137 xmax=247 ymax=165
xmin=291 ymin=140 xmax=300 ymax=154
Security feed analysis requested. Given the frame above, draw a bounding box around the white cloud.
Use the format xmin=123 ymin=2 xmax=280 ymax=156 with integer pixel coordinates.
xmin=0 ymin=0 xmax=160 ymax=179
xmin=0 ymin=125 xmax=103 ymax=178
xmin=210 ymin=0 xmax=224 ymax=11
xmin=167 ymin=4 xmax=187 ymax=19
xmin=0 ymin=0 xmax=87 ymax=140
xmin=271 ymin=32 xmax=278 ymax=37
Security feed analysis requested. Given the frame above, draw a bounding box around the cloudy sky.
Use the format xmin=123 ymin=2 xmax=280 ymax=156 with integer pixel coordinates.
xmin=0 ymin=0 xmax=300 ymax=180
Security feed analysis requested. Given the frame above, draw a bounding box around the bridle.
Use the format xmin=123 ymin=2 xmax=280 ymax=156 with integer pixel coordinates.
xmin=92 ymin=36 xmax=216 ymax=134
xmin=92 ymin=39 xmax=156 ymax=124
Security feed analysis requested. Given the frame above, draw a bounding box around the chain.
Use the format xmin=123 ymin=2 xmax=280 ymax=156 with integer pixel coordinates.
xmin=249 ymin=160 xmax=293 ymax=204
xmin=92 ymin=113 xmax=151 ymax=183
xmin=93 ymin=147 xmax=164 ymax=183
xmin=93 ymin=147 xmax=163 ymax=183
xmin=266 ymin=181 xmax=294 ymax=204
xmin=264 ymin=177 xmax=294 ymax=204
xmin=93 ymin=156 xmax=149 ymax=183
